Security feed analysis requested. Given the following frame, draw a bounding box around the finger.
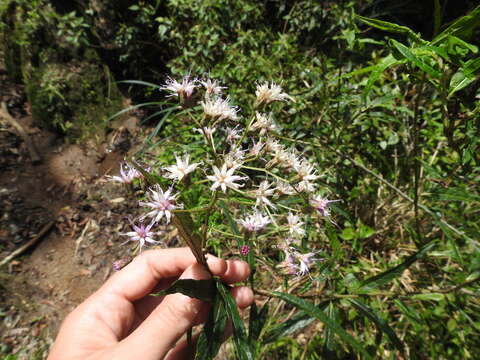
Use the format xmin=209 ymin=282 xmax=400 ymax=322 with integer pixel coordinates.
xmin=222 ymin=259 xmax=251 ymax=284
xmin=100 ymin=248 xmax=227 ymax=301
xmin=116 ymin=262 xmax=212 ymax=360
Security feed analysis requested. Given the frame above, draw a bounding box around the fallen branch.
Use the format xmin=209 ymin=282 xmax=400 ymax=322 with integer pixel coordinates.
xmin=0 ymin=101 xmax=41 ymax=163
xmin=0 ymin=220 xmax=55 ymax=267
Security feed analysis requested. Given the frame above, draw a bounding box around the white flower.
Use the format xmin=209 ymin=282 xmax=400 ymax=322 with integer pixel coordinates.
xmin=106 ymin=162 xmax=142 ymax=184
xmin=295 ymin=180 xmax=317 ymax=193
xmin=194 ymin=126 xmax=216 ymax=138
xmin=207 ymin=163 xmax=247 ymax=192
xmin=162 ymin=76 xmax=197 ymax=98
xmin=249 ymin=140 xmax=264 ymax=157
xmin=201 ymin=97 xmax=239 ymax=121
xmin=223 ymin=148 xmax=245 ymax=169
xmin=201 ymin=78 xmax=226 ymax=96
xmin=238 ymin=210 xmax=270 ymax=232
xmin=264 ymin=137 xmax=283 ymax=154
xmin=194 ymin=126 xmax=217 ymax=147
xmin=120 ymin=219 xmax=158 ymax=251
xmin=251 ymin=112 xmax=279 ymax=135
xmin=140 ymin=185 xmax=182 ymax=224
xmin=253 ymin=180 xmax=276 ymax=208
xmin=294 ymin=160 xmax=319 ymax=182
xmin=164 ymin=154 xmax=200 ymax=181
xmin=276 ymin=180 xmax=295 ymax=195
xmin=296 ymin=252 xmax=320 ymax=276
xmin=225 ymin=126 xmax=242 ymax=144
xmin=310 ymin=196 xmax=340 ymax=216
xmin=286 ymin=212 xmax=305 ymax=238
xmin=255 ymin=82 xmax=293 ymax=105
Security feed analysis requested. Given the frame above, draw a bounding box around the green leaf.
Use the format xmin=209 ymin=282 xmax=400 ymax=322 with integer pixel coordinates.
xmin=196 ymin=289 xmax=228 ymax=360
xmin=390 ymin=39 xmax=442 ymax=78
xmin=356 ymin=15 xmax=425 ymax=44
xmin=217 ymin=281 xmax=254 ymax=360
xmin=263 ymin=311 xmax=316 ymax=344
xmin=248 ymin=302 xmax=269 ymax=352
xmin=360 ymin=241 xmax=436 ymax=289
xmin=152 ymin=279 xmax=214 ymax=302
xmin=271 ymin=291 xmax=372 ymax=359
xmin=118 ymin=79 xmax=163 ymax=89
xmin=348 ymin=299 xmax=404 ymax=354
xmin=411 ymin=293 xmax=446 ymax=302
xmin=432 ymin=7 xmax=480 ymax=44
xmin=363 ymin=54 xmax=400 ymax=98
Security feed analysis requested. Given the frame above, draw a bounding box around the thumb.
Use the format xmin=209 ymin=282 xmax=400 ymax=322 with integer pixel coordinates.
xmin=117 ymin=262 xmax=211 ymax=360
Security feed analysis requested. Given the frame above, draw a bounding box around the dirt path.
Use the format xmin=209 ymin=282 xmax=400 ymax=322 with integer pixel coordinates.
xmin=0 ymin=74 xmax=146 ymax=358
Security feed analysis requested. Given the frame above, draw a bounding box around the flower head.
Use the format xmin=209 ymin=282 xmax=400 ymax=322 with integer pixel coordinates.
xmin=120 ymin=219 xmax=158 ymax=251
xmin=164 ymin=154 xmax=200 ymax=181
xmin=255 ymin=82 xmax=293 ymax=106
xmin=249 ymin=140 xmax=265 ymax=157
xmin=140 ymin=185 xmax=182 ymax=224
xmin=296 ymin=252 xmax=320 ymax=276
xmin=251 ymin=112 xmax=279 ymax=136
xmin=201 ymin=97 xmax=239 ymax=121
xmin=162 ymin=76 xmax=197 ymax=99
xmin=201 ymin=78 xmax=226 ymax=96
xmin=238 ymin=210 xmax=271 ymax=232
xmin=276 ymin=180 xmax=296 ymax=195
xmin=294 ymin=160 xmax=319 ymax=182
xmin=286 ymin=212 xmax=305 ymax=238
xmin=310 ymin=196 xmax=340 ymax=217
xmin=253 ymin=180 xmax=276 ymax=208
xmin=207 ymin=163 xmax=247 ymax=192
xmin=240 ymin=244 xmax=250 ymax=256
xmin=225 ymin=126 xmax=242 ymax=144
xmin=106 ymin=162 xmax=142 ymax=184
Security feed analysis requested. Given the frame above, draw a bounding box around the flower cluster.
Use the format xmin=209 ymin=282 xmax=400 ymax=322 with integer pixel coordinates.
xmin=110 ymin=75 xmax=339 ymax=276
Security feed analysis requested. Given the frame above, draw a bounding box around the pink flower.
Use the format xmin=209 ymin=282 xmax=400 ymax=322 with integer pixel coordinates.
xmin=310 ymin=196 xmax=340 ymax=217
xmin=140 ymin=185 xmax=182 ymax=224
xmin=120 ymin=220 xmax=158 ymax=251
xmin=240 ymin=245 xmax=250 ymax=256
xmin=106 ymin=162 xmax=142 ymax=184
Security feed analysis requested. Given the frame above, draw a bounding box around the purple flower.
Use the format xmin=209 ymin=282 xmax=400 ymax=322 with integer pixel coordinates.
xmin=310 ymin=196 xmax=340 ymax=217
xmin=120 ymin=219 xmax=158 ymax=251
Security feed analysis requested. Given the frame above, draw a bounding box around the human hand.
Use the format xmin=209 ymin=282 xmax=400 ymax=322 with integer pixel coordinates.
xmin=48 ymin=247 xmax=253 ymax=360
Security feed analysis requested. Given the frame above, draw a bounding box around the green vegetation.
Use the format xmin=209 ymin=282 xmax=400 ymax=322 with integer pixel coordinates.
xmin=1 ymin=0 xmax=479 ymax=358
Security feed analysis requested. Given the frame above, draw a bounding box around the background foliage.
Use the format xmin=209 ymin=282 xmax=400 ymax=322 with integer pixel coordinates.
xmin=1 ymin=0 xmax=479 ymax=359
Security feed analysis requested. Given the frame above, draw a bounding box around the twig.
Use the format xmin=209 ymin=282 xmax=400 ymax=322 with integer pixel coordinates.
xmin=0 ymin=102 xmax=41 ymax=164
xmin=0 ymin=221 xmax=55 ymax=267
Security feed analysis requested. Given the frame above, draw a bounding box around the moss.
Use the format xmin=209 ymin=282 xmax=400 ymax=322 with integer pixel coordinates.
xmin=25 ymin=56 xmax=122 ymax=140
xmin=2 ymin=0 xmax=122 ymax=141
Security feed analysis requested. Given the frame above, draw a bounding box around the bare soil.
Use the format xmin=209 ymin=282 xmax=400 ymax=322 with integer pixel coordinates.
xmin=0 ymin=71 xmax=149 ymax=359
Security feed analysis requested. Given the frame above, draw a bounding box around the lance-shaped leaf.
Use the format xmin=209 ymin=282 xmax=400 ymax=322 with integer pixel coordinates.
xmin=271 ymin=291 xmax=372 ymax=359
xmin=152 ymin=279 xmax=214 ymax=302
xmin=389 ymin=40 xmax=442 ymax=78
xmin=217 ymin=281 xmax=254 ymax=360
xmin=248 ymin=302 xmax=269 ymax=352
xmin=196 ymin=284 xmax=228 ymax=359
xmin=360 ymin=241 xmax=436 ymax=289
xmin=263 ymin=310 xmax=317 ymax=344
xmin=356 ymin=15 xmax=426 ymax=44
xmin=348 ymin=299 xmax=404 ymax=354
